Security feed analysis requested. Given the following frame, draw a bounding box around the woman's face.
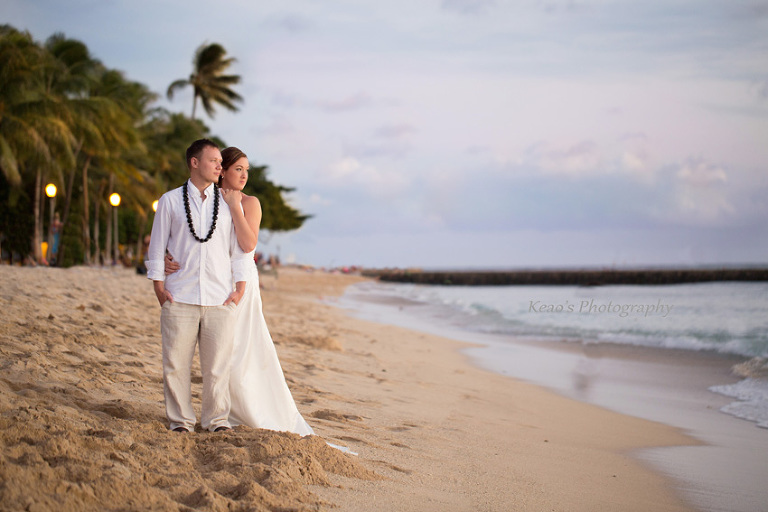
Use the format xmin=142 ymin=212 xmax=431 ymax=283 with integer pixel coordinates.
xmin=221 ymin=157 xmax=249 ymax=190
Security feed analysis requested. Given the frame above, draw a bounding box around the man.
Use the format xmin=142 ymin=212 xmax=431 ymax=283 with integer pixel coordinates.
xmin=146 ymin=139 xmax=251 ymax=433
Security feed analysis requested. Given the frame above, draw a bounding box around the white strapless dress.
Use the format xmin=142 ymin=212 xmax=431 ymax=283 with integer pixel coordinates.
xmin=229 ymin=255 xmax=314 ymax=436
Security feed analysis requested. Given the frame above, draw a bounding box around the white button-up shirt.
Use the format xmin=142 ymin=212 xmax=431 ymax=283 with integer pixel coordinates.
xmin=146 ymin=180 xmax=251 ymax=306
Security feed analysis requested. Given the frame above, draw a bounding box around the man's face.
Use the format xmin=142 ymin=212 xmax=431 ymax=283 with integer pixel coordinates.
xmin=192 ymin=146 xmax=223 ymax=184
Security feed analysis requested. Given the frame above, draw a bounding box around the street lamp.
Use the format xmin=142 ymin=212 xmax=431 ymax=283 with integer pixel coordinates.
xmin=152 ymin=200 xmax=158 ymax=212
xmin=109 ymin=193 xmax=121 ymax=264
xmin=45 ymin=183 xmax=57 ymax=264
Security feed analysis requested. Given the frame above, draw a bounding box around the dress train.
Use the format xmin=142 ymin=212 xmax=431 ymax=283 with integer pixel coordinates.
xmin=229 ymin=266 xmax=314 ymax=436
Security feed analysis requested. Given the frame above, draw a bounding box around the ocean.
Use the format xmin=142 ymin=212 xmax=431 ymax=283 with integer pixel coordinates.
xmin=336 ymin=280 xmax=768 ymax=428
xmin=334 ymin=278 xmax=768 ymax=511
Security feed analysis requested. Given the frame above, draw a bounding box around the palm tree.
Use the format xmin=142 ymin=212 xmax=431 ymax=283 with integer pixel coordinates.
xmin=87 ymin=69 xmax=152 ymax=265
xmin=43 ymin=33 xmax=104 ymax=265
xmin=0 ymin=25 xmax=37 ymax=188
xmin=0 ymin=26 xmax=76 ymax=263
xmin=166 ymin=42 xmax=243 ymax=120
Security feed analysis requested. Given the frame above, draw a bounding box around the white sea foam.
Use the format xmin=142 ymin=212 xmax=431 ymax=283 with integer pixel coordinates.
xmin=340 ymin=280 xmax=768 ymax=429
xmin=710 ymin=378 xmax=768 ymax=429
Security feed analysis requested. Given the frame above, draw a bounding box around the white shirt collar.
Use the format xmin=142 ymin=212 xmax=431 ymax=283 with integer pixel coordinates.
xmin=187 ymin=179 xmax=216 ymax=202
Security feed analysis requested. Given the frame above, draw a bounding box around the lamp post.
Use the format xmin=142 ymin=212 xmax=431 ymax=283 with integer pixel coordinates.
xmin=45 ymin=183 xmax=57 ymax=264
xmin=109 ymin=192 xmax=121 ymax=265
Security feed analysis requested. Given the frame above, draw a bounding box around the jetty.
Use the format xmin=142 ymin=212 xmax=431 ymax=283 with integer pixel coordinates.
xmin=362 ymin=267 xmax=768 ymax=286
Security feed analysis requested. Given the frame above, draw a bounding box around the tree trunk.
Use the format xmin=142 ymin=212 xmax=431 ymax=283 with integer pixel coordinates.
xmin=32 ymin=168 xmax=42 ymax=263
xmin=105 ymin=173 xmax=114 ymax=265
xmin=136 ymin=212 xmax=147 ymax=268
xmin=81 ymin=156 xmax=92 ymax=265
xmin=55 ymin=161 xmax=79 ymax=266
xmin=93 ymin=179 xmax=105 ymax=265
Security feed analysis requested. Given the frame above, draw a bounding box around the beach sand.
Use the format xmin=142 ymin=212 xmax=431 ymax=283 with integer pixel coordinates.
xmin=0 ymin=265 xmax=697 ymax=511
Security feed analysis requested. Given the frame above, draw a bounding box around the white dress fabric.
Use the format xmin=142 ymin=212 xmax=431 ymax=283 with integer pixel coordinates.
xmin=228 ymin=251 xmax=314 ymax=436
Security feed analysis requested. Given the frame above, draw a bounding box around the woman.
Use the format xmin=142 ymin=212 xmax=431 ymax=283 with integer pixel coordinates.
xmin=166 ymin=146 xmax=313 ymax=436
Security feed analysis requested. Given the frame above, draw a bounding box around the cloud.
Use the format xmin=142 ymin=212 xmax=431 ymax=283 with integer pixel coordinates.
xmin=619 ymin=132 xmax=648 ymax=143
xmin=677 ymin=159 xmax=728 ymax=187
xmin=322 ymin=156 xmax=409 ymax=197
xmin=270 ymin=90 xmax=301 ymax=108
xmin=270 ymin=14 xmax=312 ymax=32
xmin=615 ymin=132 xmax=653 ymax=178
xmin=269 ymin=89 xmax=380 ymax=113
xmin=608 ymin=155 xmax=761 ymax=229
xmin=316 ymin=92 xmax=374 ymax=112
xmin=374 ymin=123 xmax=417 ymax=139
xmin=307 ymin=193 xmax=332 ymax=206
xmin=621 ymin=151 xmax=649 ymax=173
xmin=258 ymin=114 xmax=296 ymax=137
xmin=327 ymin=156 xmax=362 ymax=179
xmin=343 ymin=140 xmax=412 ymax=159
xmin=338 ymin=123 xmax=418 ymax=159
xmin=524 ymin=140 xmax=602 ymax=176
xmin=466 ymin=145 xmax=492 ymax=155
xmin=756 ymin=79 xmax=768 ymax=99
xmin=441 ymin=0 xmax=496 ymax=15
xmin=492 ymin=135 xmax=656 ymax=181
xmin=663 ymin=158 xmax=734 ymax=225
xmin=416 ymin=144 xmax=768 ymax=235
xmin=538 ymin=0 xmax=588 ymax=15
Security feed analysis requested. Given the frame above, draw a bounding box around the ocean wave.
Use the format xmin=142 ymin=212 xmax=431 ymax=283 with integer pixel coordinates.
xmin=346 ymin=281 xmax=768 ymax=358
xmin=710 ymin=375 xmax=768 ymax=429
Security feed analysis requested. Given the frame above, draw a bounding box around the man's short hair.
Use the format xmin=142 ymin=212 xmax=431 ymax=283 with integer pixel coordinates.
xmin=186 ymin=139 xmax=219 ymax=169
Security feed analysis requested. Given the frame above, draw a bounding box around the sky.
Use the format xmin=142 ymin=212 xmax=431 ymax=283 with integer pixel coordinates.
xmin=5 ymin=0 xmax=768 ymax=269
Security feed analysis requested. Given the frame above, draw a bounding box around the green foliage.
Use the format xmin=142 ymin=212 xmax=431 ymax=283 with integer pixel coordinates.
xmin=141 ymin=109 xmax=210 ymax=191
xmin=0 ymin=25 xmax=308 ymax=266
xmin=243 ymin=165 xmax=312 ymax=232
xmin=0 ymin=173 xmax=34 ymax=262
xmin=57 ymin=197 xmax=83 ymax=267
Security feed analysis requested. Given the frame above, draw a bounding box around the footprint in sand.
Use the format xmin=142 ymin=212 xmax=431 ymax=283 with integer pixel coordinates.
xmin=334 ymin=435 xmax=369 ymax=446
xmin=387 ymin=422 xmax=419 ymax=432
xmin=309 ymin=409 xmax=363 ymax=423
xmin=372 ymin=460 xmax=412 ymax=474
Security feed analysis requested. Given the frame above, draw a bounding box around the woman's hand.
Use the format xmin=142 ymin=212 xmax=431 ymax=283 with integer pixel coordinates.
xmin=224 ymin=289 xmax=244 ymax=306
xmin=225 ymin=281 xmax=246 ymax=306
xmin=221 ymin=189 xmax=243 ymax=209
xmin=153 ymin=281 xmax=174 ymax=306
xmin=165 ymin=253 xmax=180 ymax=275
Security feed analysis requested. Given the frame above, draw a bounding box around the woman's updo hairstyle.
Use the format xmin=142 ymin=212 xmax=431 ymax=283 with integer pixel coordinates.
xmin=218 ymin=146 xmax=248 ymax=186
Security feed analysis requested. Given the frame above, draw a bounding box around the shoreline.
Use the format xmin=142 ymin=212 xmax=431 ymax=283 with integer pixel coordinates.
xmin=283 ymin=270 xmax=701 ymax=511
xmin=332 ymin=278 xmax=768 ymax=512
xmin=0 ymin=265 xmax=716 ymax=510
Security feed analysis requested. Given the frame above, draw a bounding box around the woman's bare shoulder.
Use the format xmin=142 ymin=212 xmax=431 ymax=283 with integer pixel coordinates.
xmin=242 ymin=194 xmax=262 ymax=213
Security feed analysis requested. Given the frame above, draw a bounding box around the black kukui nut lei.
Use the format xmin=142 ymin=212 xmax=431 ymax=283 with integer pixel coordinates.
xmin=183 ymin=181 xmax=219 ymax=243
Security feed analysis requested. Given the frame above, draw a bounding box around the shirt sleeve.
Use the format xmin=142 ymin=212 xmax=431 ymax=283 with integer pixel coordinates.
xmin=145 ymin=193 xmax=171 ymax=281
xmin=229 ymin=224 xmax=252 ymax=283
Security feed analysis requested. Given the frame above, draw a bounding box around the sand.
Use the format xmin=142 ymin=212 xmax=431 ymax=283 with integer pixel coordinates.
xmin=0 ymin=265 xmax=698 ymax=511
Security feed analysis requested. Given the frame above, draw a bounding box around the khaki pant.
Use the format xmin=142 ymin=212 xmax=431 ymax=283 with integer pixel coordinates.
xmin=160 ymin=301 xmax=237 ymax=431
